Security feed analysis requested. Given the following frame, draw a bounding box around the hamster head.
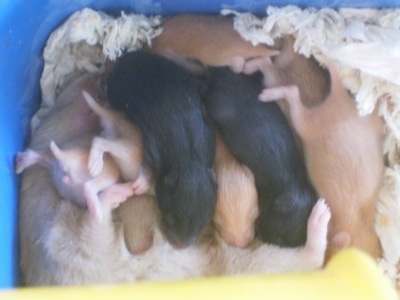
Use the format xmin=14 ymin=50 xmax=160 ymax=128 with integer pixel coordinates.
xmin=156 ymin=165 xmax=217 ymax=248
xmin=256 ymin=185 xmax=317 ymax=247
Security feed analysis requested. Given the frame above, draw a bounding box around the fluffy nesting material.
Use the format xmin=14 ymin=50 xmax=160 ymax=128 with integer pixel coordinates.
xmin=36 ymin=6 xmax=400 ymax=291
xmin=33 ymin=8 xmax=161 ymax=133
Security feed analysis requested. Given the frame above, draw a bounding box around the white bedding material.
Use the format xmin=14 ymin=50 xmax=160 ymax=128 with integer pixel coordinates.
xmin=36 ymin=6 xmax=400 ymax=290
xmin=33 ymin=8 xmax=161 ymax=133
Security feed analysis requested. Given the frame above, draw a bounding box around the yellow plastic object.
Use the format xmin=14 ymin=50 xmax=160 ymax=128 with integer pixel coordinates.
xmin=0 ymin=249 xmax=397 ymax=300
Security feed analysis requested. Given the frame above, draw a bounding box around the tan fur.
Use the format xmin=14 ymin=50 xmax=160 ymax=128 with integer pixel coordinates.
xmin=21 ymin=166 xmax=330 ymax=285
xmin=115 ymin=194 xmax=160 ymax=255
xmin=213 ymin=135 xmax=259 ymax=248
xmin=45 ymin=183 xmax=136 ymax=285
xmin=147 ymin=14 xmax=279 ymax=73
xmin=30 ymin=74 xmax=103 ymax=152
xmin=83 ymin=91 xmax=157 ymax=254
xmin=207 ymin=199 xmax=331 ymax=275
xmin=20 ymin=73 xmax=331 ymax=286
xmin=83 ymin=91 xmax=153 ymax=196
xmin=19 ymin=165 xmax=61 ymax=286
xmin=244 ymin=35 xmax=330 ymax=112
xmin=35 ymin=196 xmax=330 ymax=285
xmin=19 ymin=74 xmax=103 ymax=285
xmin=18 ymin=74 xmax=133 ymax=285
xmin=259 ymin=62 xmax=384 ymax=261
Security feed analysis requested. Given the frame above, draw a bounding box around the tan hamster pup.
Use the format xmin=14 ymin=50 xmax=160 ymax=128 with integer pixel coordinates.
xmin=148 ymin=14 xmax=279 ymax=73
xmin=18 ymin=73 xmax=125 ymax=285
xmin=259 ymin=62 xmax=384 ymax=261
xmin=213 ymin=134 xmax=259 ymax=248
xmin=116 ymin=194 xmax=160 ymax=255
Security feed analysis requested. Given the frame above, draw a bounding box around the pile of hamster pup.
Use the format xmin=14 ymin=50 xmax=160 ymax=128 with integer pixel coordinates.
xmin=17 ymin=69 xmax=331 ymax=286
xmin=249 ymin=35 xmax=384 ymax=261
xmin=147 ymin=14 xmax=318 ymax=249
xmin=17 ymin=11 xmax=386 ymax=286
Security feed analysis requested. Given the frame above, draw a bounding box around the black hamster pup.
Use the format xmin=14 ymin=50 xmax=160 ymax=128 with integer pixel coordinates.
xmin=201 ymin=67 xmax=317 ymax=247
xmin=107 ymin=51 xmax=217 ymax=248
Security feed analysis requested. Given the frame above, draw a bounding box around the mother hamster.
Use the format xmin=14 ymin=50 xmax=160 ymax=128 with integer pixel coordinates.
xmin=107 ymin=50 xmax=217 ymax=248
xmin=201 ymin=67 xmax=317 ymax=247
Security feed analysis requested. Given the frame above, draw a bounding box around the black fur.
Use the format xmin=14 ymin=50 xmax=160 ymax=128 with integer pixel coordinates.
xmin=107 ymin=51 xmax=217 ymax=247
xmin=201 ymin=67 xmax=317 ymax=247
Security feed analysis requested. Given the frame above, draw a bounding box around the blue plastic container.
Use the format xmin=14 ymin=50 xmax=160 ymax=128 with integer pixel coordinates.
xmin=0 ymin=0 xmax=397 ymax=289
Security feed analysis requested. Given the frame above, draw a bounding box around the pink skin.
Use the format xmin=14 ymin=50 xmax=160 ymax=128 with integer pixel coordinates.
xmin=83 ymin=91 xmax=154 ymax=196
xmin=15 ymin=150 xmax=44 ymax=174
xmin=303 ymin=198 xmax=331 ymax=257
xmin=147 ymin=14 xmax=279 ymax=73
xmin=258 ymin=62 xmax=384 ymax=261
xmin=80 ymin=90 xmax=156 ymax=254
xmin=18 ymin=73 xmax=135 ymax=285
xmin=99 ymin=182 xmax=136 ymax=213
xmin=16 ymin=139 xmax=124 ymax=222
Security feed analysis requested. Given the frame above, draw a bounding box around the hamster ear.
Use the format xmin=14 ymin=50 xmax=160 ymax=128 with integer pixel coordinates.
xmin=49 ymin=140 xmax=64 ymax=161
xmin=271 ymin=35 xmax=295 ymax=68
